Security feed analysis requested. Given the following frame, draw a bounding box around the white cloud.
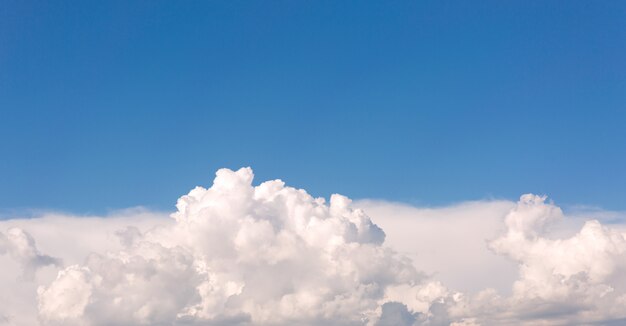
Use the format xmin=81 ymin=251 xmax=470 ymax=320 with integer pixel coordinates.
xmin=2 ymin=168 xmax=626 ymax=325
xmin=354 ymin=199 xmax=518 ymax=295
xmin=0 ymin=227 xmax=61 ymax=280
xmin=487 ymin=195 xmax=626 ymax=324
xmin=0 ymin=209 xmax=170 ymax=326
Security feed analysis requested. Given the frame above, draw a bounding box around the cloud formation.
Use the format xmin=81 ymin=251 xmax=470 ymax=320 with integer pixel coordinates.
xmin=2 ymin=168 xmax=626 ymax=325
xmin=26 ymin=168 xmax=430 ymax=325
xmin=487 ymin=195 xmax=626 ymax=324
xmin=0 ymin=228 xmax=60 ymax=280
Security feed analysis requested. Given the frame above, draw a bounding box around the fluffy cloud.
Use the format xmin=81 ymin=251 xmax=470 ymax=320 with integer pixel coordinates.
xmin=17 ymin=168 xmax=429 ymax=326
xmin=0 ymin=228 xmax=60 ymax=280
xmin=487 ymin=195 xmax=626 ymax=323
xmin=2 ymin=168 xmax=626 ymax=325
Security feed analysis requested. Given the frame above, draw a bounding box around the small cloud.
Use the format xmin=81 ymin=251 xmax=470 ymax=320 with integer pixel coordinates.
xmin=0 ymin=227 xmax=61 ymax=280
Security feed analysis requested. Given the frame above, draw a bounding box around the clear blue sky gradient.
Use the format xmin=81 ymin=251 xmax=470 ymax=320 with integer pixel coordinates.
xmin=1 ymin=1 xmax=625 ymax=213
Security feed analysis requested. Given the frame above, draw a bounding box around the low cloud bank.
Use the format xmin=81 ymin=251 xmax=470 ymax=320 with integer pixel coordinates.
xmin=2 ymin=168 xmax=626 ymax=325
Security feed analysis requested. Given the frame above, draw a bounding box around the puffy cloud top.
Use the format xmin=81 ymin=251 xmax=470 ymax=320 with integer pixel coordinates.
xmin=36 ymin=168 xmax=417 ymax=325
xmin=487 ymin=195 xmax=626 ymax=323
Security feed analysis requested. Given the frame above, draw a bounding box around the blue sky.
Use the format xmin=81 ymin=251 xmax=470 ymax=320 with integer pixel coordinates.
xmin=1 ymin=1 xmax=625 ymax=213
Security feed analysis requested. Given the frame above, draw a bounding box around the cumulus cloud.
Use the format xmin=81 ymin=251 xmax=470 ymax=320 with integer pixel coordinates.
xmin=20 ymin=168 xmax=429 ymax=326
xmin=0 ymin=228 xmax=60 ymax=280
xmin=487 ymin=195 xmax=626 ymax=323
xmin=2 ymin=168 xmax=626 ymax=325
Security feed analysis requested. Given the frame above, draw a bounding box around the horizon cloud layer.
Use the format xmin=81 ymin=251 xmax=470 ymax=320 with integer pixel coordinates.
xmin=2 ymin=167 xmax=626 ymax=325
